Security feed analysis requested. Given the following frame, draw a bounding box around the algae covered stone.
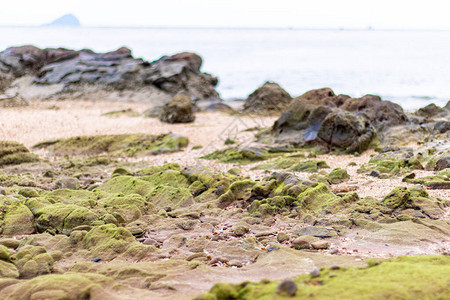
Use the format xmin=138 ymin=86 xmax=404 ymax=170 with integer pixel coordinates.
xmin=0 ymin=197 xmax=35 ymax=236
xmin=199 ymin=255 xmax=450 ymax=299
xmin=0 ymin=141 xmax=39 ymax=166
xmin=33 ymin=133 xmax=189 ymax=157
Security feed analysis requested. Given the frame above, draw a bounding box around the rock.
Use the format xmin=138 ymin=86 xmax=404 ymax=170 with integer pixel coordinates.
xmin=317 ymin=110 xmax=376 ymax=153
xmin=291 ymin=238 xmax=311 ymax=250
xmin=276 ymin=279 xmax=298 ymax=296
xmin=340 ymin=94 xmax=408 ymax=128
xmin=0 ymin=93 xmax=28 ymax=107
xmin=0 ymin=245 xmax=12 ymax=261
xmin=227 ymin=260 xmax=243 ymax=268
xmin=0 ymin=46 xmax=219 ymax=102
xmin=159 ymin=94 xmax=195 ymax=124
xmin=277 ymin=232 xmax=290 ymax=243
xmin=243 ymin=81 xmax=292 ymax=114
xmin=233 ymin=225 xmax=249 ymax=237
xmin=434 ymin=156 xmax=450 ymax=171
xmin=297 ymin=226 xmax=336 ymax=238
xmin=0 ymin=141 xmax=39 ymax=166
xmin=311 ymin=240 xmax=330 ymax=250
xmin=369 ymin=170 xmax=381 ymax=178
xmin=310 ymin=267 xmax=321 ymax=278
xmin=0 ymin=238 xmax=20 ymax=249
xmin=433 ymin=121 xmax=450 ymax=133
xmin=0 ymin=260 xmax=19 ymax=278
xmin=142 ymin=238 xmax=159 ymax=247
xmin=326 ymin=168 xmax=350 ymax=184
xmin=55 ymin=177 xmax=79 ymax=190
xmin=414 ymin=103 xmax=445 ymax=118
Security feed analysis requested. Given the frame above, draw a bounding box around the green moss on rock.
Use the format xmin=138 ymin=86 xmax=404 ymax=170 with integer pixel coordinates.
xmin=83 ymin=224 xmax=137 ymax=260
xmin=200 ymin=255 xmax=450 ymax=299
xmin=0 ymin=197 xmax=35 ymax=236
xmin=0 ymin=141 xmax=39 ymax=166
xmin=33 ymin=133 xmax=188 ymax=157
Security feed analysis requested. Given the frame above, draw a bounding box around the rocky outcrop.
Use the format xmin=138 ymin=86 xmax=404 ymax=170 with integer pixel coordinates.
xmin=271 ymin=88 xmax=408 ymax=153
xmin=0 ymin=45 xmax=219 ymax=103
xmin=243 ymin=81 xmax=292 ymax=114
xmin=159 ymin=94 xmax=196 ymax=124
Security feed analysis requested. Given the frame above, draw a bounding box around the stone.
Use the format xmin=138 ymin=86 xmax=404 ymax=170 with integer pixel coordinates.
xmin=227 ymin=260 xmax=243 ymax=268
xmin=159 ymin=94 xmax=195 ymax=124
xmin=310 ymin=267 xmax=321 ymax=278
xmin=233 ymin=225 xmax=249 ymax=237
xmin=243 ymin=81 xmax=292 ymax=114
xmin=0 ymin=46 xmax=219 ymax=103
xmin=291 ymin=238 xmax=311 ymax=250
xmin=370 ymin=170 xmax=381 ymax=178
xmin=277 ymin=279 xmax=298 ymax=296
xmin=414 ymin=103 xmax=445 ymax=118
xmin=317 ymin=110 xmax=376 ymax=153
xmin=434 ymin=156 xmax=450 ymax=171
xmin=277 ymin=232 xmax=290 ymax=243
xmin=340 ymin=94 xmax=408 ymax=128
xmin=311 ymin=240 xmax=330 ymax=250
xmin=297 ymin=226 xmax=336 ymax=238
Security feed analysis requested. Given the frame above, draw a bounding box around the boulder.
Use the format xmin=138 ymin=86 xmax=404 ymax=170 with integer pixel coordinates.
xmin=340 ymin=94 xmax=408 ymax=128
xmin=0 ymin=45 xmax=219 ymax=103
xmin=243 ymin=81 xmax=292 ymax=114
xmin=317 ymin=110 xmax=376 ymax=153
xmin=414 ymin=103 xmax=446 ymax=118
xmin=159 ymin=94 xmax=195 ymax=123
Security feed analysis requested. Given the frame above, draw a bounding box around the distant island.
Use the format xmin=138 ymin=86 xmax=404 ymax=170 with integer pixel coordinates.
xmin=44 ymin=14 xmax=81 ymax=27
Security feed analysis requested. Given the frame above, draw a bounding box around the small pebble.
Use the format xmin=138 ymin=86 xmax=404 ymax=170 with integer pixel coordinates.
xmin=310 ymin=267 xmax=320 ymax=278
xmin=276 ymin=279 xmax=298 ymax=297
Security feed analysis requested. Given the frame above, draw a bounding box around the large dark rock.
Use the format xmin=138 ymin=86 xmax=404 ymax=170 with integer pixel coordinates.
xmin=317 ymin=110 xmax=376 ymax=153
xmin=243 ymin=81 xmax=292 ymax=114
xmin=0 ymin=45 xmax=219 ymax=103
xmin=159 ymin=94 xmax=195 ymax=124
xmin=270 ymin=88 xmax=407 ymax=153
xmin=340 ymin=94 xmax=408 ymax=128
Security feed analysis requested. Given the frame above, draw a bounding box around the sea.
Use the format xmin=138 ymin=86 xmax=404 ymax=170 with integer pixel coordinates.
xmin=1 ymin=26 xmax=449 ymax=111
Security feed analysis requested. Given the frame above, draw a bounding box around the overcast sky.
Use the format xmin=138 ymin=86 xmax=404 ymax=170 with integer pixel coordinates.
xmin=1 ymin=0 xmax=449 ymax=29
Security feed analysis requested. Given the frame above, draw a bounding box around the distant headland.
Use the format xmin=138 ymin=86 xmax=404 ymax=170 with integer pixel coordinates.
xmin=44 ymin=14 xmax=81 ymax=27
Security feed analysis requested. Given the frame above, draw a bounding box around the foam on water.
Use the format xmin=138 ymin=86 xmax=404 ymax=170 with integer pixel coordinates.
xmin=0 ymin=26 xmax=449 ymax=110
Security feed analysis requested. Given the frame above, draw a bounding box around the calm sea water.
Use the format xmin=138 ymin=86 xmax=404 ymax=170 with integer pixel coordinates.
xmin=1 ymin=26 xmax=449 ymax=110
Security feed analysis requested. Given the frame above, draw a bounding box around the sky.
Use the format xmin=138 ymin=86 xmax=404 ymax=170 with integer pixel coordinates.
xmin=0 ymin=0 xmax=449 ymax=29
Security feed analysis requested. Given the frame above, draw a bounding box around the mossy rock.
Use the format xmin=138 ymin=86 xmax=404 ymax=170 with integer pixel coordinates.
xmin=290 ymin=160 xmax=330 ymax=173
xmin=199 ymin=255 xmax=450 ymax=299
xmin=0 ymin=273 xmax=114 ymax=299
xmin=13 ymin=246 xmax=54 ymax=279
xmin=0 ymin=197 xmax=35 ymax=236
xmin=0 ymin=260 xmax=19 ymax=279
xmin=135 ymin=163 xmax=181 ymax=176
xmin=98 ymin=176 xmax=155 ymax=197
xmin=83 ymin=224 xmax=137 ymax=260
xmin=326 ymin=168 xmax=350 ymax=184
xmin=201 ymin=147 xmax=277 ymax=164
xmin=36 ymin=203 xmax=98 ymax=235
xmin=406 ymin=169 xmax=450 ymax=189
xmin=33 ymin=133 xmax=188 ymax=157
xmin=0 ymin=245 xmax=12 ymax=262
xmin=0 ymin=141 xmax=39 ymax=166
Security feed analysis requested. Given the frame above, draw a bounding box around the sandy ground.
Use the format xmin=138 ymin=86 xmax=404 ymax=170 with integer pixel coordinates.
xmin=1 ymin=99 xmax=448 ymax=203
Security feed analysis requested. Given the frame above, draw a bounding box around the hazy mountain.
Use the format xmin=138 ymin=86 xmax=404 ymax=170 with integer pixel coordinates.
xmin=45 ymin=14 xmax=81 ymax=27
